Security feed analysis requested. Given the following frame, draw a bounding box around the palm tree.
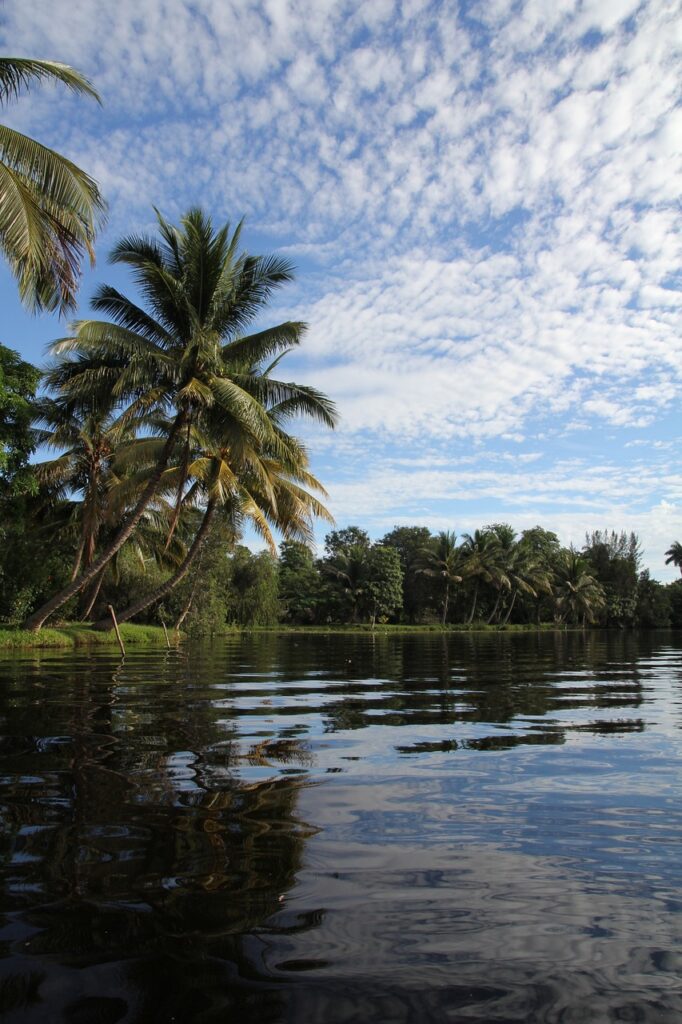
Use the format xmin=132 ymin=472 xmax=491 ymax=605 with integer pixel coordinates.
xmin=553 ymin=549 xmax=606 ymax=626
xmin=32 ymin=396 xmax=134 ymax=581
xmin=665 ymin=542 xmax=682 ymax=575
xmin=24 ymin=208 xmax=337 ymax=630
xmin=94 ymin=415 xmax=332 ymax=628
xmin=499 ymin=540 xmax=553 ymax=626
xmin=323 ymin=544 xmax=370 ymax=623
xmin=418 ymin=531 xmax=462 ymax=625
xmin=32 ymin=395 xmax=189 ymax=617
xmin=0 ymin=57 xmax=106 ymax=313
xmin=460 ymin=529 xmax=507 ymax=624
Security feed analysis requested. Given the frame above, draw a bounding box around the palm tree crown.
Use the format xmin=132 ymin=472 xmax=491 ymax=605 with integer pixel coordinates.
xmin=665 ymin=541 xmax=682 ymax=575
xmin=0 ymin=57 xmax=106 ymax=313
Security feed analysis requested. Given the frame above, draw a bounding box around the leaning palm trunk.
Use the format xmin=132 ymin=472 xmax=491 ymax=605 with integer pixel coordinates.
xmin=80 ymin=568 xmax=105 ymax=621
xmin=441 ymin=584 xmax=449 ymax=625
xmin=467 ymin=580 xmax=479 ymax=624
xmin=501 ymin=590 xmax=517 ymax=626
xmin=70 ymin=537 xmax=85 ymax=582
xmin=174 ymin=582 xmax=198 ymax=631
xmin=92 ymin=499 xmax=217 ymax=630
xmin=174 ymin=546 xmax=206 ymax=629
xmin=487 ymin=590 xmax=502 ymax=625
xmin=23 ymin=413 xmax=186 ymax=630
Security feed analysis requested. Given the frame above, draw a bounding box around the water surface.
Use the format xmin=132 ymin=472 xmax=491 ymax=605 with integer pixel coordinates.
xmin=0 ymin=631 xmax=681 ymax=1022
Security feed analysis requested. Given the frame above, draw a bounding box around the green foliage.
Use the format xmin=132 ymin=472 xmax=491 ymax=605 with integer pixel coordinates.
xmin=635 ymin=571 xmax=671 ymax=628
xmin=668 ymin=580 xmax=682 ymax=628
xmin=0 ymin=495 xmax=76 ymax=623
xmin=156 ymin=530 xmax=233 ymax=636
xmin=227 ymin=547 xmax=280 ymax=626
xmin=278 ymin=541 xmax=320 ymax=623
xmin=319 ymin=527 xmax=403 ymax=624
xmin=582 ymin=530 xmax=641 ymax=627
xmin=365 ymin=545 xmax=403 ymax=623
xmin=553 ymin=548 xmax=606 ymax=625
xmin=0 ymin=344 xmax=40 ymax=491
xmin=382 ymin=525 xmax=432 ymax=623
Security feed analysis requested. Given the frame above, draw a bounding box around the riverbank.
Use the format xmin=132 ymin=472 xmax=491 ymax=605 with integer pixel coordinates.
xmin=238 ymin=622 xmax=564 ymax=635
xmin=0 ymin=624 xmax=173 ymax=649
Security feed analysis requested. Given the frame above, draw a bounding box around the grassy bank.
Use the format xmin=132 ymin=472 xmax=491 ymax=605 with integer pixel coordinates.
xmin=0 ymin=623 xmax=173 ymax=650
xmin=227 ymin=622 xmax=567 ymax=636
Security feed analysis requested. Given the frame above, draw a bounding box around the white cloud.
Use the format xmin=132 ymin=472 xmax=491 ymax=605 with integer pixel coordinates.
xmin=3 ymin=0 xmax=681 ymax=574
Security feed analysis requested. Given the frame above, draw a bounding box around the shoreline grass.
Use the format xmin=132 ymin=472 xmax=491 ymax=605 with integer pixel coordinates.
xmin=221 ymin=622 xmax=576 ymax=635
xmin=2 ymin=620 xmax=672 ymax=650
xmin=0 ymin=623 xmax=173 ymax=650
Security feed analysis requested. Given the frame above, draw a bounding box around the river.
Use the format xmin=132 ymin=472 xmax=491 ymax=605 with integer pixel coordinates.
xmin=0 ymin=631 xmax=680 ymax=1022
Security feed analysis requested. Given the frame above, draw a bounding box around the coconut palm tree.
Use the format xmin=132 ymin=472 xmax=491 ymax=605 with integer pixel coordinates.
xmin=498 ymin=540 xmax=553 ymax=626
xmin=553 ymin=549 xmax=606 ymax=626
xmin=460 ymin=529 xmax=507 ymax=624
xmin=32 ymin=395 xmax=189 ymax=617
xmin=32 ymin=396 xmax=135 ymax=581
xmin=24 ymin=208 xmax=337 ymax=630
xmin=665 ymin=542 xmax=682 ymax=575
xmin=418 ymin=531 xmax=462 ymax=625
xmin=323 ymin=544 xmax=370 ymax=624
xmin=0 ymin=57 xmax=106 ymax=313
xmin=94 ymin=416 xmax=332 ymax=628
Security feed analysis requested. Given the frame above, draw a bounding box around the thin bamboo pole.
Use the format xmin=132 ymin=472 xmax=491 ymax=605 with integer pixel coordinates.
xmin=108 ymin=605 xmax=125 ymax=657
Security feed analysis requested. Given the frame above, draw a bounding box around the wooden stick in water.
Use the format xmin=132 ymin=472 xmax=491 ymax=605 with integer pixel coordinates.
xmin=108 ymin=605 xmax=125 ymax=657
xmin=161 ymin=619 xmax=171 ymax=649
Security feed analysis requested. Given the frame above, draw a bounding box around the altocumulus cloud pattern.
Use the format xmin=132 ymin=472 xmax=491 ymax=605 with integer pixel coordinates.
xmin=3 ymin=0 xmax=681 ymax=573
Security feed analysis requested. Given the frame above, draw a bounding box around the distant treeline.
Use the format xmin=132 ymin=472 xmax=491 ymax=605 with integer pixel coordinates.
xmin=214 ymin=525 xmax=681 ymax=632
xmin=7 ymin=522 xmax=672 ymax=635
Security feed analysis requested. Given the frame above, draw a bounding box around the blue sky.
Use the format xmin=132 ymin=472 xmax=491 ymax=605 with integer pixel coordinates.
xmin=2 ymin=0 xmax=681 ymax=577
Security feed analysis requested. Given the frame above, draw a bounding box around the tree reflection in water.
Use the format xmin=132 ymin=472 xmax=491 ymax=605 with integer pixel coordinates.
xmin=0 ymin=650 xmax=319 ymax=1022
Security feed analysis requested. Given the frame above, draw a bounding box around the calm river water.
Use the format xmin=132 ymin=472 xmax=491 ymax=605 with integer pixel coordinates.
xmin=0 ymin=631 xmax=681 ymax=1023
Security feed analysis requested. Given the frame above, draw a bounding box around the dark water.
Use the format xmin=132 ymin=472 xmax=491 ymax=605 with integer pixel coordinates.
xmin=0 ymin=632 xmax=681 ymax=1024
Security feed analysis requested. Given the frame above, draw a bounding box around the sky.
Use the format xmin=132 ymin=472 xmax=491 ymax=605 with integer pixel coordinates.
xmin=1 ymin=0 xmax=681 ymax=578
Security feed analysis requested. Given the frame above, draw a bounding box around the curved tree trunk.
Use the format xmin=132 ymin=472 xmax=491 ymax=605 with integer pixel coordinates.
xmin=501 ymin=589 xmax=517 ymax=626
xmin=70 ymin=537 xmax=85 ymax=583
xmin=467 ymin=579 xmax=479 ymax=624
xmin=23 ymin=412 xmax=186 ymax=631
xmin=174 ymin=585 xmax=197 ymax=630
xmin=92 ymin=499 xmax=217 ymax=630
xmin=487 ymin=590 xmax=502 ymax=625
xmin=80 ymin=568 xmax=105 ymax=621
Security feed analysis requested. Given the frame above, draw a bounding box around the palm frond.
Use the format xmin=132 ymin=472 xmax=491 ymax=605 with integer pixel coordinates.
xmin=0 ymin=58 xmax=101 ymax=105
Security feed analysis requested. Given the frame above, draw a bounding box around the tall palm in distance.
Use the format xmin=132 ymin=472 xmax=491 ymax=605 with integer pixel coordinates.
xmin=418 ymin=531 xmax=462 ymax=625
xmin=499 ymin=539 xmax=553 ymax=625
xmin=0 ymin=58 xmax=105 ymax=313
xmin=24 ymin=208 xmax=337 ymax=630
xmin=553 ymin=549 xmax=606 ymax=626
xmin=665 ymin=542 xmax=682 ymax=575
xmin=460 ymin=529 xmax=508 ymax=624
